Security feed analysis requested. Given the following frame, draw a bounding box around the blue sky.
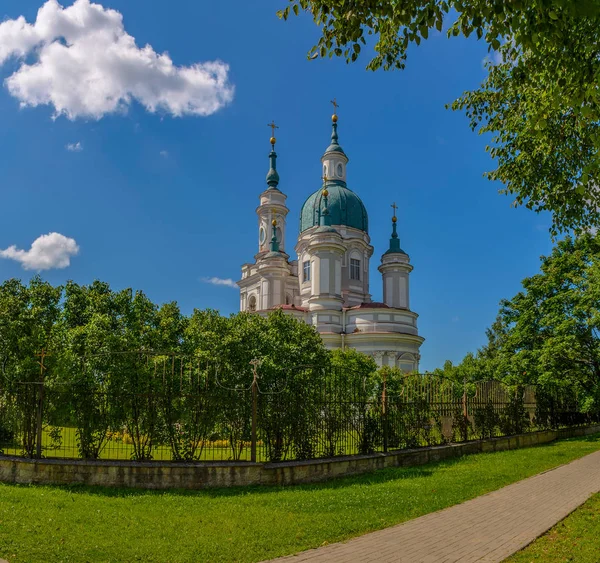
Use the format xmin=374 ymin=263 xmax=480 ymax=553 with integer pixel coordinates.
xmin=0 ymin=0 xmax=554 ymax=372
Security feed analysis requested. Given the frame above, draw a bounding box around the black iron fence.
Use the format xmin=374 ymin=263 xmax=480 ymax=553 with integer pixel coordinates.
xmin=0 ymin=352 xmax=594 ymax=463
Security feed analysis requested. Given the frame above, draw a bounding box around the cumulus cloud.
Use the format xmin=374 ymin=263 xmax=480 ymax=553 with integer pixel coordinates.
xmin=66 ymin=141 xmax=83 ymax=151
xmin=0 ymin=232 xmax=79 ymax=270
xmin=0 ymin=0 xmax=234 ymax=120
xmin=201 ymin=276 xmax=238 ymax=288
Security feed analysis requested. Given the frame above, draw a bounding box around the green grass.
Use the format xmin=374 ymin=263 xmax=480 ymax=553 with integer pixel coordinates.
xmin=507 ymin=491 xmax=600 ymax=563
xmin=1 ymin=435 xmax=599 ymax=563
xmin=2 ymin=426 xmax=260 ymax=462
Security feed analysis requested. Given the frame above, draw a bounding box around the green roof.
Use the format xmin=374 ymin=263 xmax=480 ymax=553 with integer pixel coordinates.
xmin=325 ymin=121 xmax=346 ymax=155
xmin=300 ymin=182 xmax=368 ymax=233
xmin=266 ymin=149 xmax=280 ymax=189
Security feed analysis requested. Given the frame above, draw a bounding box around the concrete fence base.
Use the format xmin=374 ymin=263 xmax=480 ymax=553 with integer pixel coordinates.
xmin=1 ymin=425 xmax=599 ymax=490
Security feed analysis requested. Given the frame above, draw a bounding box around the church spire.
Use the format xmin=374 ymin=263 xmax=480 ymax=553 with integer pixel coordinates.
xmin=324 ymin=99 xmax=346 ymax=156
xmin=266 ymin=121 xmax=280 ymax=189
xmin=385 ymin=202 xmax=405 ymax=255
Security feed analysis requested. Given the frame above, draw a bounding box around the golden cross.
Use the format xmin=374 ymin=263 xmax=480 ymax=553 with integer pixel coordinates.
xmin=391 ymin=202 xmax=398 ymax=218
xmin=330 ymin=98 xmax=339 ymax=115
xmin=322 ymin=175 xmax=329 ymax=184
xmin=267 ymin=120 xmax=279 ymax=137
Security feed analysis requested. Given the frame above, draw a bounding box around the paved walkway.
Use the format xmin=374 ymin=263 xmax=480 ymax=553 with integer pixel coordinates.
xmin=268 ymin=450 xmax=600 ymax=563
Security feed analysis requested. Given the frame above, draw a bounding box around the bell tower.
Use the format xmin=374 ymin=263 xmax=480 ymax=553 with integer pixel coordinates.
xmin=321 ymin=99 xmax=349 ymax=186
xmin=256 ymin=122 xmax=289 ymax=257
xmin=238 ymin=123 xmax=297 ymax=312
xmin=378 ymin=204 xmax=412 ymax=309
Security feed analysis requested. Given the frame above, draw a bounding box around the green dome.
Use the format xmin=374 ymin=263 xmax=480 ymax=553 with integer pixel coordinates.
xmin=300 ymin=183 xmax=368 ymax=233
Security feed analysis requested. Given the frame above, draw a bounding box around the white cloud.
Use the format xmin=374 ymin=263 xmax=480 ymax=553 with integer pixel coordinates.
xmin=66 ymin=141 xmax=83 ymax=151
xmin=201 ymin=276 xmax=238 ymax=288
xmin=0 ymin=0 xmax=234 ymax=120
xmin=0 ymin=232 xmax=79 ymax=270
xmin=482 ymin=50 xmax=503 ymax=69
xmin=160 ymin=150 xmax=168 ymax=158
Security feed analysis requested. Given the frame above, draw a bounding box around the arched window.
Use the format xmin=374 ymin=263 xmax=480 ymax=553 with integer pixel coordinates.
xmin=248 ymin=295 xmax=257 ymax=312
xmin=398 ymin=353 xmax=416 ymax=373
xmin=303 ymin=260 xmax=311 ymax=282
xmin=350 ymin=258 xmax=361 ymax=281
xmin=285 ymin=294 xmax=292 ymax=305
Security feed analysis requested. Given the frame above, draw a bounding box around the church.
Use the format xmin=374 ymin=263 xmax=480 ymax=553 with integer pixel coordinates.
xmin=237 ymin=107 xmax=424 ymax=371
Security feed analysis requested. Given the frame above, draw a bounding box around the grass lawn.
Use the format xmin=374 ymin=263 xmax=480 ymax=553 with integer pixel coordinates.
xmin=0 ymin=434 xmax=599 ymax=563
xmin=507 ymin=491 xmax=600 ymax=563
xmin=1 ymin=426 xmax=259 ymax=462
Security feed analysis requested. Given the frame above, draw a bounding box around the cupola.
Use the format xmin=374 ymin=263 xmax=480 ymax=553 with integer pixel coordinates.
xmin=300 ymin=107 xmax=368 ymax=233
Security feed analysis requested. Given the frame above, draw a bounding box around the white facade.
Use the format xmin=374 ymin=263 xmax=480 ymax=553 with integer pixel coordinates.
xmin=238 ymin=117 xmax=424 ymax=371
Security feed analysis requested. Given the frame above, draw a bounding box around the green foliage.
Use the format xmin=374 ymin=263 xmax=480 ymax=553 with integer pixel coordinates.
xmin=0 ymin=278 xmax=334 ymax=462
xmin=472 ymin=400 xmax=500 ymax=439
xmin=331 ymin=349 xmax=379 ymax=454
xmin=434 ymin=233 xmax=600 ymax=417
xmin=0 ymin=277 xmax=62 ymax=391
xmin=281 ymin=0 xmax=600 ymax=234
xmin=496 ymin=234 xmax=600 ymax=402
xmin=186 ymin=309 xmax=330 ymax=461
xmin=452 ymin=48 xmax=600 ymax=236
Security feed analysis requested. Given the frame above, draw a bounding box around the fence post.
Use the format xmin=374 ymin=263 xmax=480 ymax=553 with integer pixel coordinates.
xmin=34 ymin=349 xmax=49 ymax=459
xmin=382 ymin=370 xmax=388 ymax=454
xmin=250 ymin=359 xmax=260 ymax=463
xmin=462 ymin=377 xmax=469 ymax=442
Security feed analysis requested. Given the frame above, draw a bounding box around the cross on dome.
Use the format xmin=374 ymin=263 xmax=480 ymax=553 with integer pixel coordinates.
xmin=267 ymin=120 xmax=279 ymax=145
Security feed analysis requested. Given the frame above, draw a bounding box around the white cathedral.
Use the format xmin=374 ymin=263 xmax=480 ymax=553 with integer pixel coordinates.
xmin=237 ymin=110 xmax=424 ymax=372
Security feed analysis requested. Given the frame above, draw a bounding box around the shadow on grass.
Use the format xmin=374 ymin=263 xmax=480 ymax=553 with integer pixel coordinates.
xmin=4 ymin=432 xmax=599 ymax=501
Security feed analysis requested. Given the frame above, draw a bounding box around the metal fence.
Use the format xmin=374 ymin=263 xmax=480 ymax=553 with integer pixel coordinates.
xmin=0 ymin=352 xmax=594 ymax=463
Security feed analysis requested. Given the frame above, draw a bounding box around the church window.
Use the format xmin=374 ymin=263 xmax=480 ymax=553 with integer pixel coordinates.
xmin=303 ymin=260 xmax=311 ymax=282
xmin=350 ymin=259 xmax=361 ymax=281
xmin=248 ymin=295 xmax=257 ymax=312
xmin=337 ymin=163 xmax=343 ymax=177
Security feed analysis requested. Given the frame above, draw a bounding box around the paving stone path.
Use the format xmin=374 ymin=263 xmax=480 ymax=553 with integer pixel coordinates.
xmin=268 ymin=449 xmax=600 ymax=563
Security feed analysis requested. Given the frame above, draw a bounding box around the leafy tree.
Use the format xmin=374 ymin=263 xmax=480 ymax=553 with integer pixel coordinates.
xmin=330 ymin=349 xmax=379 ymax=454
xmin=185 ymin=308 xmax=330 ymax=461
xmin=281 ymin=0 xmax=600 ymax=234
xmin=52 ymin=280 xmax=123 ymax=459
xmin=0 ymin=277 xmax=62 ymax=389
xmin=431 ymin=353 xmax=489 ymax=383
xmin=495 ymin=233 xmax=600 ymax=407
xmin=0 ymin=277 xmax=62 ymax=455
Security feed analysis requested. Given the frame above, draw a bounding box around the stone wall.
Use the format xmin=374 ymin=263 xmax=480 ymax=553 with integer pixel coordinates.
xmin=1 ymin=425 xmax=598 ymax=490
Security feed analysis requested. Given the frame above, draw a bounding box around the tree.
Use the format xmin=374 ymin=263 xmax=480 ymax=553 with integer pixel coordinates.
xmin=281 ymin=1 xmax=600 ymax=235
xmin=491 ymin=234 xmax=600 ymax=408
xmin=330 ymin=349 xmax=379 ymax=454
xmin=185 ymin=308 xmax=331 ymax=461
xmin=0 ymin=276 xmax=62 ymax=390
